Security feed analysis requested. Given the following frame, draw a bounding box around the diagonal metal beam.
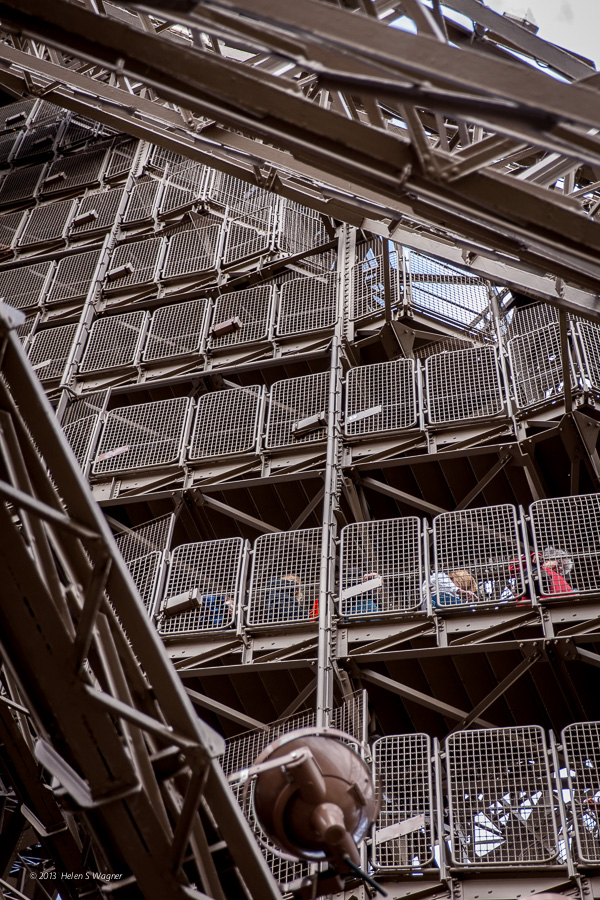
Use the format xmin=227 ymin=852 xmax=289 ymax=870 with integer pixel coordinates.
xmin=451 ymin=651 xmax=540 ymax=732
xmin=185 ymin=687 xmax=268 ymax=731
xmin=454 ymin=453 xmax=512 ymax=510
xmin=358 ymin=475 xmax=448 ymax=516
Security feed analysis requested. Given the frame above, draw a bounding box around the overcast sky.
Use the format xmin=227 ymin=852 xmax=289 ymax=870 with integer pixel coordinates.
xmin=483 ymin=0 xmax=600 ymax=68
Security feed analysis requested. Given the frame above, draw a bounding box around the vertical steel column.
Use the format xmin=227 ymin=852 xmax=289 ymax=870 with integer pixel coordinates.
xmin=316 ymin=225 xmax=348 ymax=728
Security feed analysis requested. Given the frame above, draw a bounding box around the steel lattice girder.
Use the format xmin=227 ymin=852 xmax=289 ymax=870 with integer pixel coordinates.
xmin=0 ymin=0 xmax=599 ymax=317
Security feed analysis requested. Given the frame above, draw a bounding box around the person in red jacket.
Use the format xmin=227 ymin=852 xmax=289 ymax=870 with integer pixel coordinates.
xmin=539 ymin=547 xmax=576 ymax=597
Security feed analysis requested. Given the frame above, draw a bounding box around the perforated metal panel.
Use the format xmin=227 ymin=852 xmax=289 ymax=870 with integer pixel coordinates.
xmin=105 ymin=137 xmax=138 ymax=179
xmin=352 ymin=246 xmax=400 ymax=320
xmin=0 ymin=260 xmax=53 ymax=308
xmin=106 ymin=236 xmax=163 ymax=291
xmin=408 ymin=251 xmax=492 ymax=332
xmin=223 ymin=219 xmax=271 ymax=266
xmin=41 ymin=146 xmax=107 ymax=196
xmin=79 ymin=311 xmax=147 ymax=373
xmin=575 ymin=320 xmax=600 ymax=392
xmin=340 ymin=518 xmax=422 ymax=616
xmin=63 ymin=415 xmax=100 ymax=470
xmin=265 ymin=372 xmax=329 ymax=449
xmin=18 ymin=198 xmax=75 ymax=247
xmin=508 ymin=324 xmax=567 ymax=409
xmin=425 ymin=346 xmax=504 ymax=424
xmin=159 ymin=538 xmax=246 ymax=635
xmin=47 ymin=249 xmax=102 ymax=304
xmin=210 ymin=285 xmax=273 ymax=348
xmin=27 ymin=323 xmax=78 ymax=381
xmin=127 ymin=551 xmax=162 ymax=615
xmin=162 ymin=225 xmax=221 ymax=280
xmin=277 ymin=272 xmax=337 ymax=336
xmin=562 ymin=722 xmax=600 ymax=864
xmin=93 ymin=396 xmax=190 ymax=474
xmin=529 ymin=494 xmax=600 ymax=597
xmin=247 ymin=528 xmax=321 ymax=626
xmin=345 ymin=360 xmax=417 ymax=436
xmin=0 ymin=163 xmax=44 ymax=207
xmin=373 ymin=734 xmax=433 ymax=870
xmin=507 ymin=302 xmax=559 ymax=339
xmin=159 ymin=159 xmax=204 ymax=214
xmin=123 ymin=178 xmax=160 ymax=224
xmin=143 ymin=298 xmax=208 ymax=362
xmin=446 ymin=727 xmax=559 ymax=866
xmin=432 ymin=504 xmax=525 ymax=607
xmin=13 ymin=122 xmax=60 ymax=161
xmin=69 ymin=187 xmax=124 ymax=236
xmin=189 ymin=386 xmax=261 ymax=460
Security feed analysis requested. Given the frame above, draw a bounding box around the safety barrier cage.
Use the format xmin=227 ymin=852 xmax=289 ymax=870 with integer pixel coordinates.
xmin=339 ymin=517 xmax=423 ymax=617
xmin=69 ymin=186 xmax=125 ymax=239
xmin=205 ymin=169 xmax=272 ymax=231
xmin=104 ymin=136 xmax=139 ymax=180
xmin=0 ymin=162 xmax=45 ymax=208
xmin=143 ymin=297 xmax=209 ymax=363
xmin=78 ymin=310 xmax=148 ymax=375
xmin=277 ymin=199 xmax=334 ymax=273
xmin=0 ymin=209 xmax=25 ymax=253
xmin=561 ymin=722 xmax=600 ymax=865
xmin=506 ymin=302 xmax=560 ymax=339
xmin=573 ymin=319 xmax=600 ymax=394
xmin=122 ymin=176 xmax=161 ymax=226
xmin=265 ymin=371 xmax=330 ymax=450
xmin=159 ymin=537 xmax=248 ymax=635
xmin=0 ymin=259 xmax=54 ymax=309
xmin=344 ymin=359 xmax=418 ymax=438
xmin=59 ymin=114 xmax=108 ymax=151
xmin=158 ymin=158 xmax=205 ymax=217
xmin=26 ymin=322 xmax=79 ymax=383
xmin=425 ymin=345 xmax=505 ymax=425
xmin=60 ymin=390 xmax=108 ymax=473
xmin=277 ymin=271 xmax=338 ymax=337
xmin=208 ymin=284 xmax=274 ymax=350
xmin=161 ymin=223 xmax=222 ymax=282
xmin=0 ymin=133 xmax=19 ymax=167
xmin=351 ymin=243 xmax=401 ymax=321
xmin=113 ymin=513 xmax=174 ymax=617
xmin=431 ymin=504 xmax=526 ymax=610
xmin=372 ymin=734 xmax=434 ymax=871
xmin=17 ymin=197 xmax=77 ymax=249
xmin=222 ymin=214 xmax=274 ymax=267
xmin=40 ymin=144 xmax=109 ymax=198
xmin=46 ymin=248 xmax=103 ymax=306
xmin=188 ymin=385 xmax=263 ymax=461
xmin=0 ymin=99 xmax=36 ymax=132
xmin=529 ymin=493 xmax=600 ymax=598
xmin=104 ymin=235 xmax=164 ymax=293
xmin=126 ymin=551 xmax=163 ymax=616
xmin=247 ymin=528 xmax=322 ymax=627
xmin=92 ymin=395 xmax=192 ymax=475
xmin=445 ymin=726 xmax=560 ymax=866
xmin=12 ymin=120 xmax=63 ymax=163
xmin=406 ymin=249 xmax=494 ymax=335
xmin=507 ymin=323 xmax=573 ymax=411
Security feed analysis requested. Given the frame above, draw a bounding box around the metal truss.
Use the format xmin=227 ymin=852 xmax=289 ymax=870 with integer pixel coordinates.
xmin=0 ymin=301 xmax=281 ymax=899
xmin=0 ymin=0 xmax=599 ymax=318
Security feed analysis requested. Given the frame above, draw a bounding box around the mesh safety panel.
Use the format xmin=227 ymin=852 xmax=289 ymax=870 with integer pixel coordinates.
xmin=425 ymin=346 xmax=504 ymax=424
xmin=278 ymin=200 xmax=330 ymax=259
xmin=508 ymin=324 xmax=566 ymax=409
xmin=562 ymin=722 xmax=600 ymax=864
xmin=114 ymin=514 xmax=173 ymax=563
xmin=59 ymin=116 xmax=100 ymax=149
xmin=413 ymin=336 xmax=473 ymax=359
xmin=352 ymin=248 xmax=400 ymax=320
xmin=79 ymin=311 xmax=147 ymax=373
xmin=27 ymin=323 xmax=78 ymax=381
xmin=432 ymin=504 xmax=525 ymax=607
xmin=408 ymin=251 xmax=491 ymax=332
xmin=31 ymin=101 xmax=63 ymax=124
xmin=127 ymin=551 xmax=162 ymax=615
xmin=189 ymin=386 xmax=261 ymax=459
xmin=42 ymin=147 xmax=107 ymax=196
xmin=247 ymin=528 xmax=321 ymax=626
xmin=208 ymin=171 xmax=271 ymax=229
xmin=507 ymin=302 xmax=559 ymax=339
xmin=93 ymin=396 xmax=190 ymax=474
xmin=576 ymin=321 xmax=600 ymax=392
xmin=530 ymin=494 xmax=600 ymax=597
xmin=0 ymin=164 xmax=44 ymax=206
xmin=106 ymin=236 xmax=163 ymax=290
xmin=340 ymin=518 xmax=422 ymax=616
xmin=446 ymin=727 xmax=559 ymax=866
xmin=373 ymin=734 xmax=433 ymax=870
xmin=159 ymin=538 xmax=245 ymax=635
xmin=265 ymin=372 xmax=329 ymax=449
xmin=19 ymin=199 xmax=75 ymax=247
xmin=62 ymin=415 xmax=99 ymax=470
xmin=277 ymin=273 xmax=337 ymax=336
xmin=0 ymin=211 xmax=24 ymax=250
xmin=123 ymin=178 xmax=160 ymax=223
xmin=47 ymin=249 xmax=102 ymax=304
xmin=162 ymin=225 xmax=221 ymax=279
xmin=345 ymin=360 xmax=417 ymax=436
xmin=0 ymin=260 xmax=52 ymax=308
xmin=223 ymin=220 xmax=270 ymax=265
xmin=16 ymin=315 xmax=36 ymax=344
xmin=105 ymin=137 xmax=138 ymax=179
xmin=143 ymin=298 xmax=207 ymax=362
xmin=159 ymin=159 xmax=204 ymax=214
xmin=210 ymin=285 xmax=273 ymax=348
xmin=0 ymin=100 xmax=35 ymax=131
xmin=13 ymin=122 xmax=60 ymax=161
xmin=70 ymin=187 xmax=124 ymax=236
xmin=0 ymin=135 xmax=17 ymax=166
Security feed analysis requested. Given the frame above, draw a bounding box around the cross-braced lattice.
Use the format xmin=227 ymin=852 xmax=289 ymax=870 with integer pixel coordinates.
xmin=247 ymin=528 xmax=321 ymax=626
xmin=79 ymin=310 xmax=147 ymax=373
xmin=27 ymin=322 xmax=78 ymax=381
xmin=425 ymin=346 xmax=504 ymax=424
xmin=345 ymin=360 xmax=417 ymax=436
xmin=277 ymin=272 xmax=337 ymax=336
xmin=189 ymin=386 xmax=261 ymax=460
xmin=562 ymin=722 xmax=600 ymax=864
xmin=209 ymin=285 xmax=273 ymax=348
xmin=529 ymin=494 xmax=600 ymax=596
xmin=143 ymin=298 xmax=208 ymax=362
xmin=265 ymin=372 xmax=329 ymax=449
